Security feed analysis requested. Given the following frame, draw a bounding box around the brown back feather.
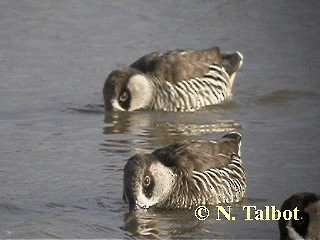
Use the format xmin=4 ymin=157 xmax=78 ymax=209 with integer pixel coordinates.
xmin=152 ymin=136 xmax=239 ymax=178
xmin=130 ymin=47 xmax=223 ymax=84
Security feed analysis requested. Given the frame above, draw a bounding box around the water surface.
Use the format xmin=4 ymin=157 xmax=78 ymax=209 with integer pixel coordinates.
xmin=0 ymin=0 xmax=319 ymax=238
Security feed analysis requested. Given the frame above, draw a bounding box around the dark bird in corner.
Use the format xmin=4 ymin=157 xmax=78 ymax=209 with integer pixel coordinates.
xmin=103 ymin=47 xmax=243 ymax=112
xmin=279 ymin=192 xmax=320 ymax=240
xmin=123 ymin=132 xmax=246 ymax=210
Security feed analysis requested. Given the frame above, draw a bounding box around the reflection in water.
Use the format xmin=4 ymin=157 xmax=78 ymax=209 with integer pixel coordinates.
xmin=103 ymin=111 xmax=241 ymax=147
xmin=122 ymin=211 xmax=159 ymax=238
xmin=255 ymin=90 xmax=319 ymax=105
xmin=104 ymin=111 xmax=154 ymax=136
xmin=155 ymin=120 xmax=241 ymax=136
xmin=121 ymin=209 xmax=210 ymax=239
xmin=67 ymin=104 xmax=105 ymax=114
xmin=120 ymin=205 xmax=255 ymax=239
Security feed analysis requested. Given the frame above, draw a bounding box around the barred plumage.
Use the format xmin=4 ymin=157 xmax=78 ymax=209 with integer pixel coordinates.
xmin=123 ymin=132 xmax=246 ymax=210
xmin=103 ymin=47 xmax=243 ymax=112
xmin=150 ymin=64 xmax=230 ymax=111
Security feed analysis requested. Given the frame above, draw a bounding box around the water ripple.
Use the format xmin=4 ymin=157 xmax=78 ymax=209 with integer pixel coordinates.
xmin=256 ymin=90 xmax=319 ymax=105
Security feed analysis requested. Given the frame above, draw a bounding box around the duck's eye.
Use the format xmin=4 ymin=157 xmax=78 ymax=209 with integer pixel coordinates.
xmin=291 ymin=211 xmax=309 ymax=236
xmin=143 ymin=176 xmax=151 ymax=187
xmin=295 ymin=212 xmax=308 ymax=226
xmin=119 ymin=91 xmax=129 ymax=102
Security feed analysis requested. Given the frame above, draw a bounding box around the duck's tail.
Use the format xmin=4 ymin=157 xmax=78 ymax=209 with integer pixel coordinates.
xmin=222 ymin=52 xmax=244 ymax=89
xmin=223 ymin=132 xmax=242 ymax=156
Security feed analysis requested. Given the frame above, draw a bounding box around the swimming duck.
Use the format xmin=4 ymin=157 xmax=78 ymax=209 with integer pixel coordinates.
xmin=104 ymin=47 xmax=243 ymax=112
xmin=123 ymin=132 xmax=246 ymax=210
xmin=279 ymin=192 xmax=320 ymax=240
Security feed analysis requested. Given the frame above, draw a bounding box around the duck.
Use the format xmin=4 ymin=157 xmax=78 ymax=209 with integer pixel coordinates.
xmin=278 ymin=192 xmax=320 ymax=240
xmin=123 ymin=132 xmax=246 ymax=210
xmin=103 ymin=47 xmax=243 ymax=112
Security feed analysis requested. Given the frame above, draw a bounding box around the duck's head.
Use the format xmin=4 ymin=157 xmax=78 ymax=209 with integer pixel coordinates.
xmin=103 ymin=67 xmax=154 ymax=111
xmin=123 ymin=153 xmax=176 ymax=211
xmin=279 ymin=192 xmax=320 ymax=240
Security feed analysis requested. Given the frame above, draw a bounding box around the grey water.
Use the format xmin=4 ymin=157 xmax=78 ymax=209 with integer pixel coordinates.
xmin=0 ymin=0 xmax=319 ymax=238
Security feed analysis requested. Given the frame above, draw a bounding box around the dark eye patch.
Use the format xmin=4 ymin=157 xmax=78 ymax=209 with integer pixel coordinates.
xmin=292 ymin=211 xmax=309 ymax=237
xmin=118 ymin=89 xmax=131 ymax=110
xmin=119 ymin=91 xmax=129 ymax=102
xmin=142 ymin=173 xmax=154 ymax=199
xmin=143 ymin=176 xmax=151 ymax=187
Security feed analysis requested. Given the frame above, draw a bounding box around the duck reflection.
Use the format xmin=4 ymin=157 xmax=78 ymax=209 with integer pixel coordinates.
xmin=122 ymin=211 xmax=159 ymax=239
xmin=103 ymin=111 xmax=241 ymax=147
xmin=121 ymin=209 xmax=211 ymax=239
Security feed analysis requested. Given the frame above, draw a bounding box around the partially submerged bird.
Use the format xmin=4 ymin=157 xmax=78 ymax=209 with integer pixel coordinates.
xmin=279 ymin=192 xmax=320 ymax=240
xmin=104 ymin=47 xmax=243 ymax=112
xmin=123 ymin=132 xmax=246 ymax=210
